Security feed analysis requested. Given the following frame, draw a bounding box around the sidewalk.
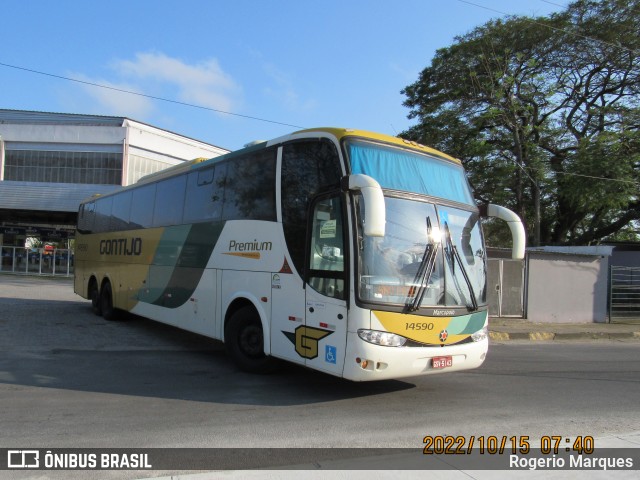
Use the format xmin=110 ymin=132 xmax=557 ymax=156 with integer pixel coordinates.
xmin=489 ymin=317 xmax=640 ymax=342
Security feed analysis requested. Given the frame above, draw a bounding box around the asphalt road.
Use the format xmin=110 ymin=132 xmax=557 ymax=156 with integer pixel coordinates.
xmin=1 ymin=276 xmax=639 ymax=478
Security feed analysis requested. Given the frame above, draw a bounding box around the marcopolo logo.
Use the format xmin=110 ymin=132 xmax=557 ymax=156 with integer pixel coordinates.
xmin=224 ymin=239 xmax=272 ymax=260
xmin=432 ymin=309 xmax=455 ymax=316
xmin=99 ymin=238 xmax=142 ymax=256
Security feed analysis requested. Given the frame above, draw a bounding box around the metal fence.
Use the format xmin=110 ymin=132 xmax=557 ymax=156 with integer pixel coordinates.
xmin=0 ymin=245 xmax=74 ymax=277
xmin=487 ymin=259 xmax=525 ymax=318
xmin=609 ymin=266 xmax=640 ymax=323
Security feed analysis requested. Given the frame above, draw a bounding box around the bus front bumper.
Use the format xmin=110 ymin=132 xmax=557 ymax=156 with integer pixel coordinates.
xmin=342 ymin=331 xmax=489 ymax=382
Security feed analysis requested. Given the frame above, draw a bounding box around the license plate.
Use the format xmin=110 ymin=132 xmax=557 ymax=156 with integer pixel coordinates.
xmin=432 ymin=356 xmax=453 ymax=369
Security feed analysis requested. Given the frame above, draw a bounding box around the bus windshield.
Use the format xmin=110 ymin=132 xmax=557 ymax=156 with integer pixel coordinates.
xmin=356 ymin=195 xmax=487 ymax=310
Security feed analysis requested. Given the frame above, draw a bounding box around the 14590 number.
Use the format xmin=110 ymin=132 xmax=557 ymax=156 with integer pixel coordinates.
xmin=405 ymin=322 xmax=434 ymax=331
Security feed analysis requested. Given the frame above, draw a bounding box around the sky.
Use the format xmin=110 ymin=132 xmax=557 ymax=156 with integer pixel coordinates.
xmin=0 ymin=0 xmax=570 ymax=151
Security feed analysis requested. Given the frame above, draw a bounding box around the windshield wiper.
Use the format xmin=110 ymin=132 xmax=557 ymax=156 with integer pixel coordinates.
xmin=443 ymin=222 xmax=478 ymax=312
xmin=405 ymin=217 xmax=438 ymax=312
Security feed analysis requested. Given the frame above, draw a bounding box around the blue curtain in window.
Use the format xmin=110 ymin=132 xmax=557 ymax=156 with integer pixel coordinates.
xmin=349 ymin=143 xmax=474 ymax=206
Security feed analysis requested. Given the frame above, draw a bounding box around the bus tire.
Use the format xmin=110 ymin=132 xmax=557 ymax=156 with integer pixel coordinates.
xmin=225 ymin=306 xmax=277 ymax=374
xmin=89 ymin=280 xmax=101 ymax=316
xmin=100 ymin=281 xmax=116 ymax=321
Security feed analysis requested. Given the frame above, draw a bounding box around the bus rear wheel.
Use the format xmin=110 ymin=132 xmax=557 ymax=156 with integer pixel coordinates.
xmin=89 ymin=280 xmax=101 ymax=316
xmin=225 ymin=306 xmax=277 ymax=373
xmin=100 ymin=281 xmax=116 ymax=321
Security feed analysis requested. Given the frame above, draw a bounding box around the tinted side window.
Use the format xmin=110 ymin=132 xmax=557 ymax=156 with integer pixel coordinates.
xmin=78 ymin=202 xmax=96 ymax=233
xmin=281 ymin=139 xmax=342 ymax=274
xmin=183 ymin=166 xmax=224 ymax=223
xmin=222 ymin=148 xmax=276 ymax=221
xmin=111 ymin=191 xmax=132 ymax=231
xmin=130 ymin=184 xmax=156 ymax=228
xmin=153 ymin=174 xmax=187 ymax=226
xmin=94 ymin=197 xmax=113 ymax=233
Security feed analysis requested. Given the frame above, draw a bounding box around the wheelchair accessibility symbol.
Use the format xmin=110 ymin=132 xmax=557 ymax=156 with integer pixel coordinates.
xmin=325 ymin=345 xmax=337 ymax=364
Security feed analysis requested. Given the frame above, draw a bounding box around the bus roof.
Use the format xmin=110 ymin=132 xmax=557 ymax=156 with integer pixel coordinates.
xmin=157 ymin=127 xmax=462 ymax=177
xmin=289 ymin=127 xmax=461 ymax=165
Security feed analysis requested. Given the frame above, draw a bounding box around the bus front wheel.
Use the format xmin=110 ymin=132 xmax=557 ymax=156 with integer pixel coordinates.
xmin=225 ymin=306 xmax=277 ymax=373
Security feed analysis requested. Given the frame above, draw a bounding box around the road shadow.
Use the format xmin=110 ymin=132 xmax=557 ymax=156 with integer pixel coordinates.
xmin=0 ymin=300 xmax=416 ymax=406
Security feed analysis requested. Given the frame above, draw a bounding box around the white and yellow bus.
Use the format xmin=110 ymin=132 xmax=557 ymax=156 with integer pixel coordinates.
xmin=74 ymin=128 xmax=525 ymax=381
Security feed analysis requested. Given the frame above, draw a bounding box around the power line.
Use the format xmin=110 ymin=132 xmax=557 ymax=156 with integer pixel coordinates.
xmin=0 ymin=61 xmax=306 ymax=130
xmin=539 ymin=0 xmax=568 ymax=9
xmin=553 ymin=170 xmax=640 ymax=186
xmin=510 ymin=159 xmax=639 ymax=187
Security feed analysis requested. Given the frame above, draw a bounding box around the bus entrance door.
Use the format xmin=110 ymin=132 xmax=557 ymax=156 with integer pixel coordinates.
xmin=303 ymin=194 xmax=348 ymax=376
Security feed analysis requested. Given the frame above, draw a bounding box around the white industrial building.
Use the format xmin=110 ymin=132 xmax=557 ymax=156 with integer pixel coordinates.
xmin=0 ymin=109 xmax=229 ymax=274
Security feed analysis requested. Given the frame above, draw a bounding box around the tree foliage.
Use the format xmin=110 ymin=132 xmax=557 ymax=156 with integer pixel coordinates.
xmin=401 ymin=0 xmax=640 ymax=246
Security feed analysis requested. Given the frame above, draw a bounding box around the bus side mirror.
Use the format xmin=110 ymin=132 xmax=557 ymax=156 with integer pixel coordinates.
xmin=345 ymin=174 xmax=386 ymax=237
xmin=480 ymin=204 xmax=526 ymax=260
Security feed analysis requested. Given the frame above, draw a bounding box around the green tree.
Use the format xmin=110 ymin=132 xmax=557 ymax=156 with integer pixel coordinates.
xmin=402 ymin=0 xmax=640 ymax=246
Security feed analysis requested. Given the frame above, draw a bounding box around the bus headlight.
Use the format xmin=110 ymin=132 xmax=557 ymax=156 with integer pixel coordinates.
xmin=358 ymin=329 xmax=407 ymax=347
xmin=471 ymin=326 xmax=488 ymax=342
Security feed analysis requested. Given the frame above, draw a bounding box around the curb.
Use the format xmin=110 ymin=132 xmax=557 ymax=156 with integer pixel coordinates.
xmin=489 ymin=331 xmax=640 ymax=342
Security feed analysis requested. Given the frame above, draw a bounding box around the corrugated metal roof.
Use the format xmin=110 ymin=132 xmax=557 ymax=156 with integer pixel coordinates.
xmin=0 ymin=109 xmax=230 ymax=152
xmin=0 ymin=109 xmax=125 ymax=127
xmin=0 ymin=181 xmax=121 ymax=212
